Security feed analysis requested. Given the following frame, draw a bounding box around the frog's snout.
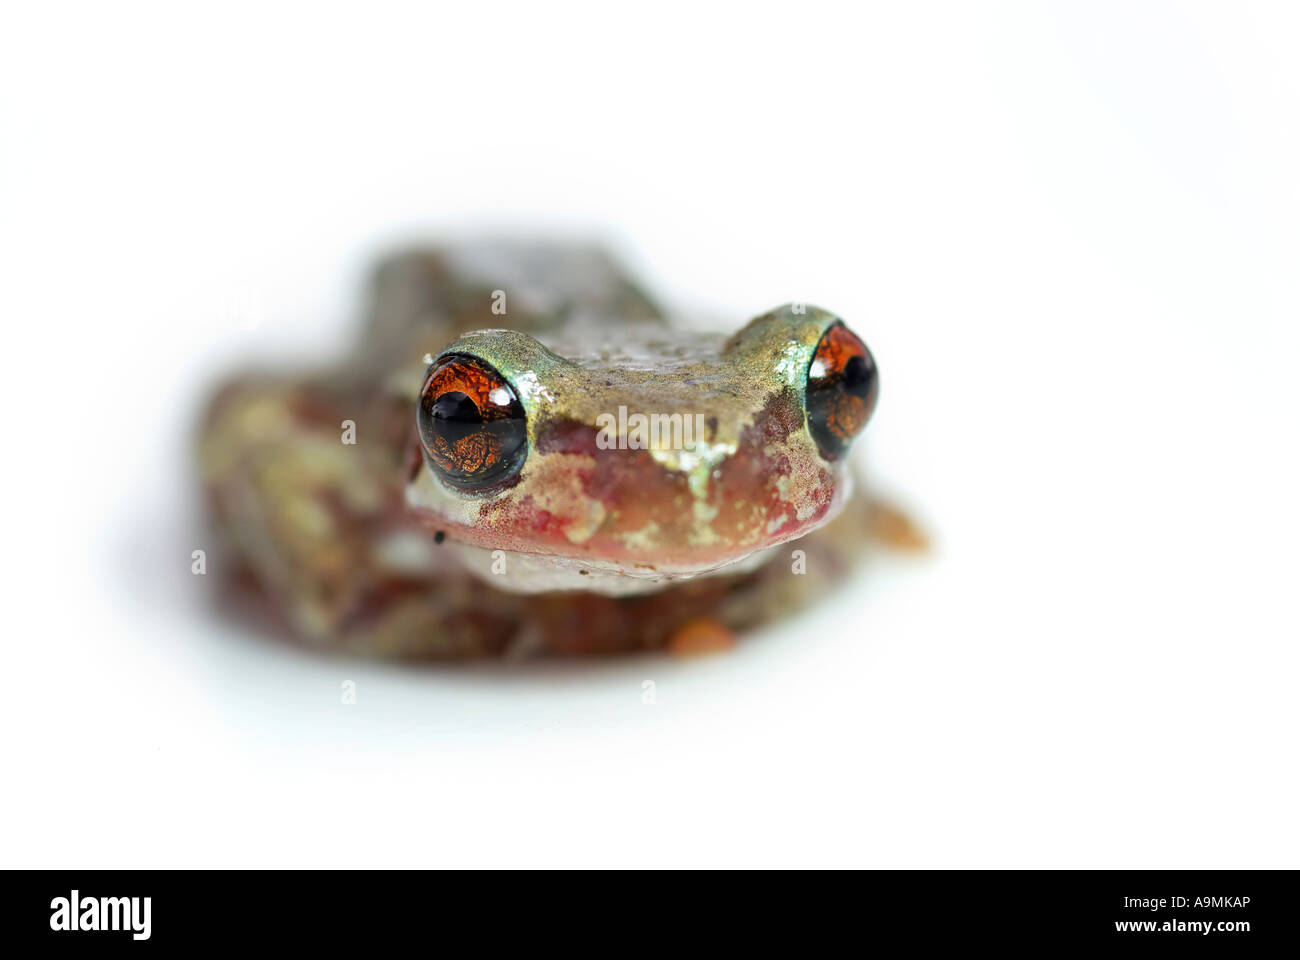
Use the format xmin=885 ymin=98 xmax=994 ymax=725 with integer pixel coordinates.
xmin=407 ymin=388 xmax=854 ymax=576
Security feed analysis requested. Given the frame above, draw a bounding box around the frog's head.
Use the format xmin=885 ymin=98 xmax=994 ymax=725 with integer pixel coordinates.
xmin=404 ymin=306 xmax=878 ymax=594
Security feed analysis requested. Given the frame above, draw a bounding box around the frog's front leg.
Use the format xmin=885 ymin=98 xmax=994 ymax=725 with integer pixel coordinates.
xmin=197 ymin=375 xmax=511 ymax=656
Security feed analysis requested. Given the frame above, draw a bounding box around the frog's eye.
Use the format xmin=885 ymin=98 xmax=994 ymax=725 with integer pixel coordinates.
xmin=417 ymin=354 xmax=527 ymax=492
xmin=805 ymin=321 xmax=878 ymax=460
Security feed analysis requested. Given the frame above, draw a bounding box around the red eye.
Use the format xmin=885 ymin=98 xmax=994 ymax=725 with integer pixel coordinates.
xmin=805 ymin=321 xmax=878 ymax=460
xmin=417 ymin=354 xmax=527 ymax=491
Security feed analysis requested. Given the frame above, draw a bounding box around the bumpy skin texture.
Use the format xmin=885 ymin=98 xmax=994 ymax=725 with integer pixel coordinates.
xmin=197 ymin=242 xmax=887 ymax=657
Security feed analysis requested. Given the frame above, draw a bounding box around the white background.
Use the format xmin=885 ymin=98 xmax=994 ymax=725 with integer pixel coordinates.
xmin=2 ymin=2 xmax=1298 ymax=868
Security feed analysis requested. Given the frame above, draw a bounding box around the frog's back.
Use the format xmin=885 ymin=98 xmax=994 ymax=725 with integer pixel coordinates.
xmin=356 ymin=241 xmax=666 ymax=386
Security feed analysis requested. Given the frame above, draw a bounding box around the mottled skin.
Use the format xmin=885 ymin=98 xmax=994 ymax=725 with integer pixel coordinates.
xmin=198 ymin=243 xmax=909 ymax=657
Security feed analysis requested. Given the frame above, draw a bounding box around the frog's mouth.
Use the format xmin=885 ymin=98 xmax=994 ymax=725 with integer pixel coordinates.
xmin=441 ymin=541 xmax=785 ymax=596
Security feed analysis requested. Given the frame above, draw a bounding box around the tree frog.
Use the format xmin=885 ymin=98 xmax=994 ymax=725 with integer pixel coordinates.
xmin=198 ymin=243 xmax=917 ymax=657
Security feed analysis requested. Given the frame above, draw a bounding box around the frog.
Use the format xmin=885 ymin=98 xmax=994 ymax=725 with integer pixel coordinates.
xmin=197 ymin=242 xmax=922 ymax=658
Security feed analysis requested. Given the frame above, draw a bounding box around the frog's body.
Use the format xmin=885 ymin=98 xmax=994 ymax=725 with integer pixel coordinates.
xmin=199 ymin=243 xmax=905 ymax=657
